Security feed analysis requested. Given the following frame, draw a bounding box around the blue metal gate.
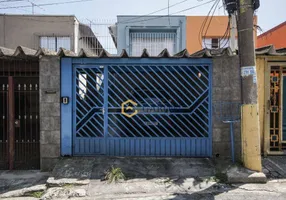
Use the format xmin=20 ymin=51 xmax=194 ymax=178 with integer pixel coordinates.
xmin=61 ymin=58 xmax=212 ymax=157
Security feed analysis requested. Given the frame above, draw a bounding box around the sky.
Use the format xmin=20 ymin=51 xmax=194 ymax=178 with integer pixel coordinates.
xmin=0 ymin=0 xmax=285 ymax=34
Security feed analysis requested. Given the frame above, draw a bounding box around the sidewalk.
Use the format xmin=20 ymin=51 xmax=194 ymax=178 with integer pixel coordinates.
xmin=0 ymin=157 xmax=285 ymax=199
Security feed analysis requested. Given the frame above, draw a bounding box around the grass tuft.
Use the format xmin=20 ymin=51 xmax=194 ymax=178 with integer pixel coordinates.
xmin=105 ymin=166 xmax=126 ymax=183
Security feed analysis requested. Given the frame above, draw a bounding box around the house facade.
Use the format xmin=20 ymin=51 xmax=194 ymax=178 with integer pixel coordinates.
xmin=0 ymin=14 xmax=103 ymax=55
xmin=0 ymin=46 xmax=242 ymax=171
xmin=111 ymin=15 xmax=257 ymax=55
xmin=257 ymin=21 xmax=286 ymax=50
xmin=186 ymin=16 xmax=237 ymax=54
xmin=110 ymin=15 xmax=186 ymax=56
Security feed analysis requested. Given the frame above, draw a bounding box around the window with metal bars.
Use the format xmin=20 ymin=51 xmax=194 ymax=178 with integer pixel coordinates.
xmin=40 ymin=36 xmax=71 ymax=52
xmin=129 ymin=32 xmax=176 ymax=56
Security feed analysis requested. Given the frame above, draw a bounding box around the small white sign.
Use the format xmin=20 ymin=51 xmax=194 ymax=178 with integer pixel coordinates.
xmin=241 ymin=66 xmax=257 ymax=84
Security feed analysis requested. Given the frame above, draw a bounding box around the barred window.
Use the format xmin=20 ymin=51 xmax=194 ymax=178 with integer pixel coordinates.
xmin=40 ymin=36 xmax=70 ymax=51
xmin=130 ymin=32 xmax=176 ymax=56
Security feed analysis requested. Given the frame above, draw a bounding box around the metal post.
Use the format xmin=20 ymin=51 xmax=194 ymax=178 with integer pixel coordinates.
xmin=237 ymin=0 xmax=262 ymax=171
xmin=8 ymin=76 xmax=15 ymax=170
xmin=230 ymin=122 xmax=235 ymax=163
xmin=103 ymin=65 xmax=109 ymax=155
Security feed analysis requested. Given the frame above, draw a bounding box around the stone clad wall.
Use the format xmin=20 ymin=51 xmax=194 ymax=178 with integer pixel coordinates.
xmin=212 ymin=55 xmax=242 ymax=160
xmin=39 ymin=55 xmax=61 ymax=171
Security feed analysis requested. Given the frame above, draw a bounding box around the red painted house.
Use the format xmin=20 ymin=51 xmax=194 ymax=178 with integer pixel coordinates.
xmin=257 ymin=21 xmax=286 ymax=49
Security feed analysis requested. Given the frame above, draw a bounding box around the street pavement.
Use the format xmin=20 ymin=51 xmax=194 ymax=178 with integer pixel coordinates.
xmin=1 ymin=157 xmax=286 ymax=199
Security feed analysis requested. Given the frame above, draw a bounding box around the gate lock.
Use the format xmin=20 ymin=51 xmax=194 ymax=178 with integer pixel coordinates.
xmin=61 ymin=97 xmax=69 ymax=105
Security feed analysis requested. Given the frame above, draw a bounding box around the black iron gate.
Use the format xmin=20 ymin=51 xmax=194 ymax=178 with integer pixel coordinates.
xmin=0 ymin=58 xmax=40 ymax=170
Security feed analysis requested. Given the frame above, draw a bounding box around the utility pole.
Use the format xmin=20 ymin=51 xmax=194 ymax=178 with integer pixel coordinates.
xmin=237 ymin=0 xmax=262 ymax=171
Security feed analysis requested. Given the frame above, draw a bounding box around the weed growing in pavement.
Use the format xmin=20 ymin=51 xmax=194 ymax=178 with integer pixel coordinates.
xmin=105 ymin=166 xmax=126 ymax=183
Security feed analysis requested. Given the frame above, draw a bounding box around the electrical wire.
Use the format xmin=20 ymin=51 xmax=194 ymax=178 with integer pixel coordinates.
xmin=118 ymin=0 xmax=189 ymax=24
xmin=199 ymin=0 xmax=232 ymax=50
xmin=0 ymin=0 xmax=95 ymax=9
xmin=220 ymin=18 xmax=231 ymax=48
xmin=197 ymin=0 xmax=219 ymax=49
xmin=0 ymin=0 xmax=25 ymax=3
xmin=202 ymin=0 xmax=220 ymax=48
xmin=119 ymin=0 xmax=216 ymax=24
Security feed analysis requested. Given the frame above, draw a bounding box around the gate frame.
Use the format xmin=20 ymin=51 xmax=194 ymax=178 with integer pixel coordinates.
xmin=61 ymin=57 xmax=213 ymax=157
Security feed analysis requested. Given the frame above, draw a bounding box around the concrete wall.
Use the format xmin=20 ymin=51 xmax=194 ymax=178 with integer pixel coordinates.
xmin=0 ymin=15 xmax=76 ymax=51
xmin=39 ymin=55 xmax=61 ymax=171
xmin=212 ymin=55 xmax=242 ymax=160
xmin=116 ymin=15 xmax=186 ymax=55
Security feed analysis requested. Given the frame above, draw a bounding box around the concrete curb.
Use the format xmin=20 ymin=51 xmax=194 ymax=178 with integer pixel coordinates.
xmin=46 ymin=177 xmax=90 ymax=187
xmin=227 ymin=166 xmax=267 ymax=184
xmin=0 ymin=184 xmax=46 ymax=198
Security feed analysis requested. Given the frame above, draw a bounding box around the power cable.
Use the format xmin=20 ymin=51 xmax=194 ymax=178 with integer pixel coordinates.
xmin=119 ymin=0 xmax=216 ymax=24
xmin=0 ymin=0 xmax=95 ymax=9
xmin=197 ymin=0 xmax=219 ymax=48
xmin=0 ymin=0 xmax=25 ymax=3
xmin=202 ymin=0 xmax=220 ymax=48
xmin=118 ymin=0 xmax=189 ymax=24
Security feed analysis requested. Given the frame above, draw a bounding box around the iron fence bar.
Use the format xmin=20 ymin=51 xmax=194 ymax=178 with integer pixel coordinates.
xmin=107 ymin=71 xmax=145 ymax=106
xmin=156 ymin=115 xmax=186 ymax=138
xmin=106 ymin=80 xmax=169 ymax=138
xmin=169 ymin=114 xmax=197 ymax=137
xmin=83 ymin=121 xmax=101 ymax=137
xmin=169 ymin=65 xmax=201 ymax=95
xmin=89 ymin=114 xmax=104 ymax=130
xmin=108 ymin=119 xmax=130 ymax=137
xmin=114 ymin=66 xmax=164 ymax=106
xmin=103 ymin=66 xmax=109 ymax=154
xmin=162 ymin=66 xmax=197 ymax=101
xmin=8 ymin=76 xmax=15 ymax=170
xmin=193 ymin=111 xmax=209 ymax=129
xmin=77 ymin=126 xmax=91 ymax=138
xmin=130 ymin=65 xmax=178 ymax=107
xmin=201 ymin=100 xmax=209 ymax=111
xmin=108 ymin=114 xmax=141 ymax=137
xmin=76 ymin=101 xmax=89 ymax=117
xmin=76 ymin=106 xmax=86 ymax=118
xmin=108 ymin=68 xmax=154 ymax=107
xmin=77 ymin=68 xmax=105 ymax=97
xmin=87 ymin=115 xmax=105 ymax=135
xmin=152 ymin=65 xmax=194 ymax=105
xmin=196 ymin=65 xmax=209 ymax=78
xmin=106 ymin=71 xmax=169 ymax=137
xmin=75 ymin=77 xmax=103 ymax=107
xmin=113 ymin=66 xmax=157 ymax=107
xmin=125 ymin=65 xmax=174 ymax=106
xmin=138 ymin=114 xmax=169 ymax=137
xmin=75 ymin=92 xmax=92 ymax=110
xmin=172 ymin=66 xmax=205 ymax=93
xmin=196 ymin=105 xmax=209 ymax=120
xmin=189 ymin=67 xmax=209 ymax=89
xmin=77 ymin=111 xmax=99 ymax=133
xmin=142 ymin=66 xmax=184 ymax=107
xmin=76 ymin=107 xmax=97 ymax=126
xmin=180 ymin=114 xmax=207 ymax=137
xmin=133 ymin=114 xmax=168 ymax=137
xmin=103 ymin=80 xmax=156 ymax=137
